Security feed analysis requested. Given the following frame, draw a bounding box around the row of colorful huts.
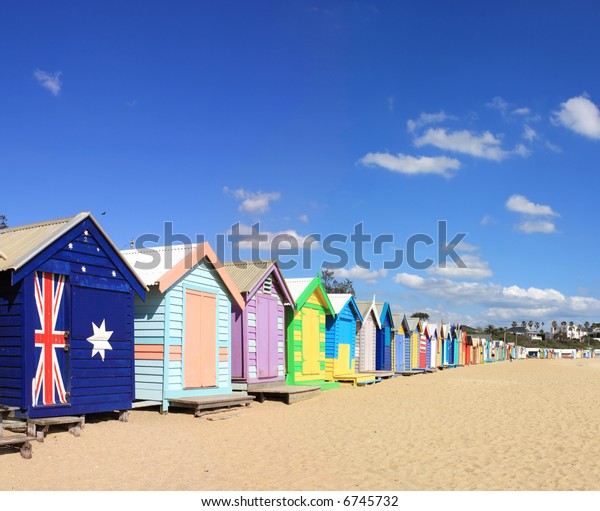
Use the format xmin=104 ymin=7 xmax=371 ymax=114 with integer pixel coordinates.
xmin=0 ymin=212 xmax=519 ymax=423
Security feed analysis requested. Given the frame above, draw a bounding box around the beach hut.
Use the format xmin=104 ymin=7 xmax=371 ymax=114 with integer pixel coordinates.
xmin=121 ymin=243 xmax=253 ymax=414
xmin=0 ymin=212 xmax=147 ymax=420
xmin=392 ymin=313 xmax=411 ymax=372
xmin=425 ymin=322 xmax=438 ymax=369
xmin=325 ymin=294 xmax=376 ymax=385
xmin=285 ymin=277 xmax=339 ymax=390
xmin=375 ymin=302 xmax=394 ymax=371
xmin=355 ymin=300 xmax=381 ymax=373
xmin=221 ymin=261 xmax=293 ymax=391
xmin=407 ymin=318 xmax=422 ymax=370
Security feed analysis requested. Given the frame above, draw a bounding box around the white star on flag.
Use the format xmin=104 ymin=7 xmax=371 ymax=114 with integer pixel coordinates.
xmin=86 ymin=320 xmax=114 ymax=361
xmin=68 ymin=243 xmax=73 ymax=250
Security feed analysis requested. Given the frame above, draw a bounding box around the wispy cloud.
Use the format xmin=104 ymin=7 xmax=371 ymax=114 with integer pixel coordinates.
xmin=33 ymin=69 xmax=62 ymax=96
xmin=229 ymin=223 xmax=320 ymax=251
xmin=407 ymin=111 xmax=455 ymax=133
xmin=553 ymin=95 xmax=600 ymax=140
xmin=334 ymin=266 xmax=388 ymax=285
xmin=506 ymin=194 xmax=559 ymax=234
xmin=505 ymin=194 xmax=559 ymax=217
xmin=512 ymin=107 xmax=530 ymax=116
xmin=224 ymin=187 xmax=281 ymax=214
xmin=486 ymin=96 xmax=509 ymax=114
xmin=523 ymin=124 xmax=538 ymax=141
xmin=299 ymin=214 xmax=309 ymax=223
xmin=517 ymin=220 xmax=557 ymax=234
xmin=387 ymin=96 xmax=395 ymax=113
xmin=359 ymin=152 xmax=461 ymax=177
xmin=427 ymin=252 xmax=492 ymax=280
xmin=413 ymin=128 xmax=526 ymax=161
xmin=480 ymin=214 xmax=493 ymax=226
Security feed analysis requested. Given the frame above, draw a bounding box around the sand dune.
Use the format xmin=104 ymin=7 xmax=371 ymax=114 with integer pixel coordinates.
xmin=2 ymin=357 xmax=600 ymax=491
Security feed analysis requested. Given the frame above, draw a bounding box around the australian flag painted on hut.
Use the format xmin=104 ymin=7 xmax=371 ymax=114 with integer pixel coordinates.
xmin=0 ymin=212 xmax=147 ymax=418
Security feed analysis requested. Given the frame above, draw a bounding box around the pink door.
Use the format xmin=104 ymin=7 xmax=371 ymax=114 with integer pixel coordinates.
xmin=184 ymin=290 xmax=217 ymax=388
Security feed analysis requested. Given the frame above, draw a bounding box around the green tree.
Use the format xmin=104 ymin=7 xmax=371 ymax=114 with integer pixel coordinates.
xmin=320 ymin=269 xmax=355 ymax=296
xmin=511 ymin=321 xmax=517 ymax=329
xmin=411 ymin=312 xmax=430 ymax=321
xmin=0 ymin=214 xmax=7 ymax=230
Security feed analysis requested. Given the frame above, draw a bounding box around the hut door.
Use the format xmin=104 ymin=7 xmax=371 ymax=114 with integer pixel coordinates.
xmin=363 ymin=317 xmax=375 ymax=371
xmin=184 ymin=290 xmax=217 ymax=388
xmin=395 ymin=333 xmax=403 ymax=372
xmin=335 ymin=317 xmax=354 ymax=375
xmin=256 ymin=294 xmax=278 ymax=378
xmin=301 ymin=307 xmax=320 ymax=375
xmin=32 ymin=271 xmax=71 ymax=407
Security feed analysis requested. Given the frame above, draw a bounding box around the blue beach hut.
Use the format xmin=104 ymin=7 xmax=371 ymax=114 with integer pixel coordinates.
xmin=375 ymin=301 xmax=394 ymax=371
xmin=0 ymin=212 xmax=147 ymax=419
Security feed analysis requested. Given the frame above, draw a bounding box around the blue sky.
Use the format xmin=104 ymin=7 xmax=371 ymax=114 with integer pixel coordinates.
xmin=2 ymin=1 xmax=600 ymax=328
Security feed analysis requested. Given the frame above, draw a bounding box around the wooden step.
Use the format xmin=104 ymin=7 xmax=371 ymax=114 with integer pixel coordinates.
xmin=248 ymin=385 xmax=321 ymax=405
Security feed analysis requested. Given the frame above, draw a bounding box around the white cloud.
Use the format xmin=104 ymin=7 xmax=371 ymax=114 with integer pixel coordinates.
xmin=393 ymin=273 xmax=600 ymax=320
xmin=229 ymin=223 xmax=320 ymax=251
xmin=487 ymin=96 xmax=509 ymax=114
xmin=299 ymin=214 xmax=309 ymax=223
xmin=224 ymin=187 xmax=281 ymax=213
xmin=480 ymin=214 xmax=493 ymax=226
xmin=334 ymin=266 xmax=388 ymax=285
xmin=553 ymin=95 xmax=600 ymax=139
xmin=359 ymin=152 xmax=461 ymax=177
xmin=523 ymin=124 xmax=538 ymax=141
xmin=517 ymin=220 xmax=556 ymax=234
xmin=505 ymin=194 xmax=558 ymax=217
xmin=413 ymin=128 xmax=524 ymax=161
xmin=427 ymin=253 xmax=492 ymax=280
xmin=513 ymin=107 xmax=530 ymax=116
xmin=406 ymin=111 xmax=454 ymax=133
xmin=33 ymin=69 xmax=62 ymax=96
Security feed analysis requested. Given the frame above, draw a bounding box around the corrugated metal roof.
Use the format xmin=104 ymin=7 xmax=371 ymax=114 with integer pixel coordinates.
xmin=222 ymin=260 xmax=274 ymax=293
xmin=285 ymin=277 xmax=315 ymax=302
xmin=392 ymin=313 xmax=405 ymax=330
xmin=407 ymin=318 xmax=420 ymax=330
xmin=0 ymin=213 xmax=88 ymax=272
xmin=121 ymin=244 xmax=200 ymax=286
xmin=327 ymin=293 xmax=353 ymax=315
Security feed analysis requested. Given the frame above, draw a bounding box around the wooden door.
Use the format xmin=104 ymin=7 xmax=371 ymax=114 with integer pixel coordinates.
xmin=256 ymin=294 xmax=279 ymax=378
xmin=184 ymin=290 xmax=216 ymax=388
xmin=301 ymin=307 xmax=320 ymax=375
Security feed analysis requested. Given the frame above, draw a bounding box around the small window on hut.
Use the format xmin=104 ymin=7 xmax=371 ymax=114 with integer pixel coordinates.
xmin=263 ymin=277 xmax=272 ymax=294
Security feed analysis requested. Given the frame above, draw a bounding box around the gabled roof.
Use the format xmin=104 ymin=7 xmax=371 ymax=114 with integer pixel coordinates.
xmin=285 ymin=276 xmax=335 ymax=315
xmin=355 ymin=300 xmax=382 ymax=329
xmin=375 ymin=301 xmax=394 ymax=329
xmin=392 ymin=313 xmax=410 ymax=333
xmin=407 ymin=318 xmax=421 ymax=332
xmin=0 ymin=212 xmax=147 ymax=296
xmin=222 ymin=260 xmax=294 ymax=306
xmin=328 ymin=293 xmax=363 ymax=321
xmin=121 ymin=243 xmax=244 ymax=309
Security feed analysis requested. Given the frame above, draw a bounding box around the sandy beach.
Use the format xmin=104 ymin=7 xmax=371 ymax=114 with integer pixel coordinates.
xmin=1 ymin=357 xmax=600 ymax=491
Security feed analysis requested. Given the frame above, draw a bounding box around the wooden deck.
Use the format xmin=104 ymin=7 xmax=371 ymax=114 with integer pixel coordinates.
xmin=27 ymin=415 xmax=85 ymax=442
xmin=368 ymin=370 xmax=396 ymax=379
xmin=168 ymin=394 xmax=255 ymax=417
xmin=396 ymin=370 xmax=424 ymax=376
xmin=334 ymin=373 xmax=380 ymax=387
xmin=247 ymin=385 xmax=320 ymax=405
xmin=1 ymin=406 xmax=35 ymax=458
